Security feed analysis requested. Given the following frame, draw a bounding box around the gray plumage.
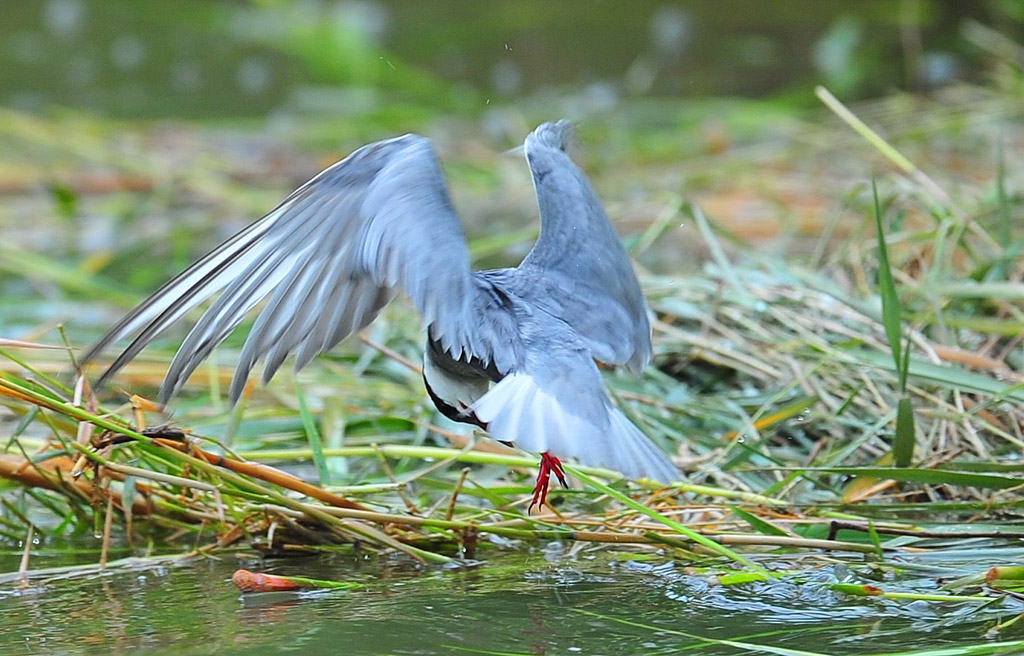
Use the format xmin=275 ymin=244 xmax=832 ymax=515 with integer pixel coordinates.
xmin=84 ymin=120 xmax=678 ymax=483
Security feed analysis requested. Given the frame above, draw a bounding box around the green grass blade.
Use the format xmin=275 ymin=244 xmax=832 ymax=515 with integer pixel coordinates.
xmin=727 ymin=504 xmax=789 ymax=537
xmin=851 ymin=349 xmax=1024 ymax=403
xmin=565 ymin=465 xmax=769 ymax=575
xmin=789 ymin=467 xmax=1021 ymax=490
xmin=871 ymin=177 xmax=905 ymax=388
xmin=866 ymin=521 xmax=884 ymax=558
xmin=815 ymin=85 xmax=953 ymax=207
xmin=995 ymin=136 xmax=1010 ymax=280
xmin=893 ymin=397 xmax=916 ymax=467
xmin=295 ymin=385 xmax=330 ymax=486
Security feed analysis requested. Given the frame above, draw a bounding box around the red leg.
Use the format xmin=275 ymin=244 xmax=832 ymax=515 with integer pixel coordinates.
xmin=529 ymin=452 xmax=568 ymax=513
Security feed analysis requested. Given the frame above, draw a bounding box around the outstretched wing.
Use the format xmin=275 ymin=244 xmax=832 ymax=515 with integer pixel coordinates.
xmin=510 ymin=120 xmax=652 ymax=374
xmin=85 ymin=134 xmax=489 ymax=403
xmin=470 ymin=308 xmax=677 ymax=483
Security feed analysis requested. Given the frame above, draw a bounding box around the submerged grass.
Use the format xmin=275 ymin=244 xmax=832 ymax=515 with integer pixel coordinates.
xmin=1 ymin=76 xmax=1024 ymax=638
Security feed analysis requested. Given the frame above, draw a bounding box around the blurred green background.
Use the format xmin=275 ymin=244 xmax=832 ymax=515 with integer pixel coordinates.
xmin=2 ymin=0 xmax=1021 ymax=118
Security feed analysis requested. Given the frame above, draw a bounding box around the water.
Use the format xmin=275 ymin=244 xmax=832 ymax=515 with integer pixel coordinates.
xmin=0 ymin=549 xmax=1017 ymax=655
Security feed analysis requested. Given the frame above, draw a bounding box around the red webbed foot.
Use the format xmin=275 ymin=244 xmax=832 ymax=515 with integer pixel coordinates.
xmin=529 ymin=452 xmax=568 ymax=513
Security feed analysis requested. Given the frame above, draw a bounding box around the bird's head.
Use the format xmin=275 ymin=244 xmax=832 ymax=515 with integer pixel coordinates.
xmin=525 ymin=120 xmax=575 ymax=153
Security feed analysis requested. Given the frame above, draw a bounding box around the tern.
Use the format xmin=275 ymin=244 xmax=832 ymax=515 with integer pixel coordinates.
xmin=85 ymin=120 xmax=679 ymax=510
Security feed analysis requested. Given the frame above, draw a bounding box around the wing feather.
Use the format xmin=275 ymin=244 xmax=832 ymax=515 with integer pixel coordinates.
xmin=511 ymin=121 xmax=652 ymax=373
xmin=85 ymin=134 xmax=480 ymax=402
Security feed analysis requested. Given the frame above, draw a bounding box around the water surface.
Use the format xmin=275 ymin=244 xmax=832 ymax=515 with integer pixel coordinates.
xmin=1 ymin=547 xmax=1016 ymax=655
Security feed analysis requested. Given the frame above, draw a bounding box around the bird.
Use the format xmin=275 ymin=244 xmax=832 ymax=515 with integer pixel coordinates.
xmin=83 ymin=120 xmax=679 ymax=510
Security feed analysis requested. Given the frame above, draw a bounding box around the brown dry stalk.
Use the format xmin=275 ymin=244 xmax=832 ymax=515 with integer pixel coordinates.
xmin=0 ymin=453 xmax=153 ymax=515
xmin=150 ymin=438 xmax=369 ymax=511
xmin=932 ymin=345 xmax=1022 ymax=380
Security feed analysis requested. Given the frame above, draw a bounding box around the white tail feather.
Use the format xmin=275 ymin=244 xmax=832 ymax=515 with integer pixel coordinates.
xmin=472 ymin=373 xmax=677 ymax=482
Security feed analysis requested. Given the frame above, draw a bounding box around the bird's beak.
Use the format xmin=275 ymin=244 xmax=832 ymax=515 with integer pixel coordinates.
xmin=501 ymin=144 xmax=525 ymax=158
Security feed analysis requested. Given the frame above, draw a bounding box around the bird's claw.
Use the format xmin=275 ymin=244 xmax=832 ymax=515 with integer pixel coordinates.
xmin=529 ymin=452 xmax=567 ymax=513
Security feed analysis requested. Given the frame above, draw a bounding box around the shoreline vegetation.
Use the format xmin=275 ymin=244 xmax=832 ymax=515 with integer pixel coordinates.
xmin=2 ymin=77 xmax=1023 ymax=618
